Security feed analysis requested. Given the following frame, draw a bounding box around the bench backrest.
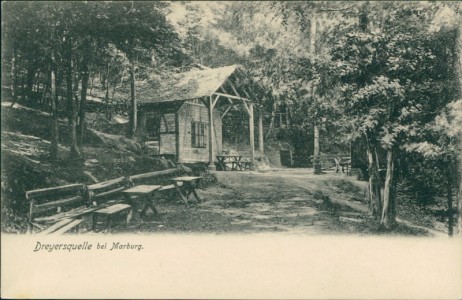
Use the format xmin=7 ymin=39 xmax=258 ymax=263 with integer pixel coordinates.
xmin=26 ymin=183 xmax=86 ymax=225
xmin=86 ymin=176 xmax=130 ymax=206
xmin=128 ymin=168 xmax=180 ymax=187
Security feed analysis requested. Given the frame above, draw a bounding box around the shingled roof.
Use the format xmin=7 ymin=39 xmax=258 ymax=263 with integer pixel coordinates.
xmin=137 ymin=65 xmax=240 ymax=104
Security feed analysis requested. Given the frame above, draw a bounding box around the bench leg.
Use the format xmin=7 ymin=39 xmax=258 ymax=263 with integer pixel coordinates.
xmin=185 ymin=182 xmax=201 ymax=203
xmin=181 ymin=183 xmax=201 ymax=204
xmin=104 ymin=213 xmax=128 ymax=233
xmin=126 ymin=207 xmax=143 ymax=228
xmin=140 ymin=201 xmax=158 ymax=219
xmin=92 ymin=214 xmax=98 ymax=232
xmin=173 ymin=182 xmax=189 ymax=206
xmin=191 ymin=188 xmax=201 ymax=203
xmin=105 ymin=217 xmax=113 ymax=233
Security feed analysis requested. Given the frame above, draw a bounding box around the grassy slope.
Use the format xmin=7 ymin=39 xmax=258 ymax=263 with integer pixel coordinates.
xmin=1 ymin=103 xmax=182 ymax=233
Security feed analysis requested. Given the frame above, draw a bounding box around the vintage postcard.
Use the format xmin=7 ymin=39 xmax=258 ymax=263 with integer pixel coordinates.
xmin=1 ymin=1 xmax=461 ymax=299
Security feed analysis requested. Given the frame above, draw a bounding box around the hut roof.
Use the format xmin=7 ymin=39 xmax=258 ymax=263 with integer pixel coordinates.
xmin=137 ymin=65 xmax=240 ymax=104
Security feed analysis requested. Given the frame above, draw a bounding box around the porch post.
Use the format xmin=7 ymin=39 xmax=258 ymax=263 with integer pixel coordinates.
xmin=208 ymin=96 xmax=216 ymax=170
xmin=258 ymin=109 xmax=264 ymax=155
xmin=249 ymin=102 xmax=255 ymax=170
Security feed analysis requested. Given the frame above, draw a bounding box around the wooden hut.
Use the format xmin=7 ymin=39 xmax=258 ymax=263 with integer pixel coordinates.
xmin=136 ymin=65 xmax=263 ymax=170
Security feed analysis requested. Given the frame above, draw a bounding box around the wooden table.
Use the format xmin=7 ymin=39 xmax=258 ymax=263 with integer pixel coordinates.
xmin=172 ymin=176 xmax=202 ymax=205
xmin=340 ymin=159 xmax=351 ymax=176
xmin=92 ymin=203 xmax=132 ymax=232
xmin=216 ymin=155 xmax=242 ymax=171
xmin=122 ymin=185 xmax=161 ymax=220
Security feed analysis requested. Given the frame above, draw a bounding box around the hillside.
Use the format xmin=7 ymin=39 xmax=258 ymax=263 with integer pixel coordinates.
xmin=1 ymin=102 xmax=185 ymax=233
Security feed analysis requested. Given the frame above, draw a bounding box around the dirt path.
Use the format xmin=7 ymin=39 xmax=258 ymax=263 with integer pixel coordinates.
xmin=118 ymin=168 xmax=442 ymax=236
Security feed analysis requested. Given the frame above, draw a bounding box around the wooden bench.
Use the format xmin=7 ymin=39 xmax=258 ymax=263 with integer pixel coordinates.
xmin=86 ymin=177 xmax=132 ymax=232
xmin=26 ymin=183 xmax=95 ymax=234
xmin=127 ymin=167 xmax=199 ymax=209
xmin=216 ymin=155 xmax=252 ymax=171
xmin=310 ymin=155 xmax=350 ymax=174
xmin=234 ymin=159 xmax=252 ymax=171
xmin=171 ymin=176 xmax=203 ymax=205
xmin=128 ymin=168 xmax=182 ymax=198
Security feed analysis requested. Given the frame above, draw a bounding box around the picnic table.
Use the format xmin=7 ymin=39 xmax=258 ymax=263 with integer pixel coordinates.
xmin=310 ymin=154 xmax=351 ymax=175
xmin=172 ymin=176 xmax=202 ymax=205
xmin=122 ymin=185 xmax=161 ymax=220
xmin=339 ymin=159 xmax=351 ymax=176
xmin=216 ymin=155 xmax=252 ymax=171
xmin=216 ymin=155 xmax=242 ymax=171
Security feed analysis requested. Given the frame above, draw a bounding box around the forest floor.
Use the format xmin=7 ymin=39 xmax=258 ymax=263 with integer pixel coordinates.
xmin=1 ymin=102 xmax=449 ymax=236
xmin=114 ymin=169 xmax=448 ymax=236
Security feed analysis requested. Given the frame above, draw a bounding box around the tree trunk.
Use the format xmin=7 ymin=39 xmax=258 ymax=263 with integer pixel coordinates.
xmin=258 ymin=109 xmax=264 ymax=155
xmin=128 ymin=58 xmax=137 ymax=139
xmin=65 ymin=35 xmax=80 ymax=159
xmin=89 ymin=72 xmax=95 ymax=95
xmin=33 ymin=71 xmax=40 ymax=94
xmin=447 ymin=162 xmax=454 ymax=236
xmin=25 ymin=65 xmax=36 ymax=103
xmin=10 ymin=46 xmax=17 ymax=106
xmin=105 ymin=63 xmax=111 ymax=120
xmin=310 ymin=14 xmax=322 ymax=175
xmin=380 ymin=147 xmax=396 ymax=229
xmin=120 ymin=68 xmax=126 ymax=87
xmin=366 ymin=134 xmax=382 ymax=218
xmin=50 ymin=45 xmax=59 ymax=161
xmin=310 ymin=14 xmax=317 ymax=54
xmin=78 ymin=38 xmax=90 ymax=147
xmin=265 ymin=99 xmax=278 ymax=139
xmin=457 ymin=161 xmax=462 ymax=236
xmin=313 ymin=123 xmax=321 ymax=174
xmin=454 ymin=3 xmax=462 ymax=236
xmin=41 ymin=80 xmax=49 ymax=107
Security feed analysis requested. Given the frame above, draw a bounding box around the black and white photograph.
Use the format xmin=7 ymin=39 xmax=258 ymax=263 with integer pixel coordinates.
xmin=1 ymin=1 xmax=461 ymax=299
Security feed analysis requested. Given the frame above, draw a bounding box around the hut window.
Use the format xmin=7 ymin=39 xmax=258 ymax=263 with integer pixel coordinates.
xmin=191 ymin=122 xmax=206 ymax=148
xmin=146 ymin=112 xmax=160 ymax=138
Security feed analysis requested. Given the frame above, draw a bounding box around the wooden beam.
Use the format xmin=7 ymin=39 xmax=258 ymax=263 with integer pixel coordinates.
xmin=220 ymin=86 xmax=229 ymax=94
xmin=208 ymin=96 xmax=215 ymax=170
xmin=220 ymin=82 xmax=252 ymax=101
xmin=221 ymin=103 xmax=241 ymax=110
xmin=199 ymin=97 xmax=209 ymax=108
xmin=248 ymin=85 xmax=259 ymax=101
xmin=87 ymin=177 xmax=126 ymax=191
xmin=26 ymin=184 xmax=84 ymax=199
xmin=228 ymin=81 xmax=242 ymax=98
xmin=33 ymin=195 xmax=84 ymax=214
xmin=221 ymin=105 xmax=233 ymax=119
xmin=212 ymin=94 xmax=220 ymax=109
xmin=212 ymin=92 xmax=250 ymax=102
xmin=241 ymin=100 xmax=251 ymax=116
xmin=243 ymin=88 xmax=253 ymax=100
xmin=249 ymin=103 xmax=255 ymax=171
xmin=128 ymin=169 xmax=177 ymax=182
